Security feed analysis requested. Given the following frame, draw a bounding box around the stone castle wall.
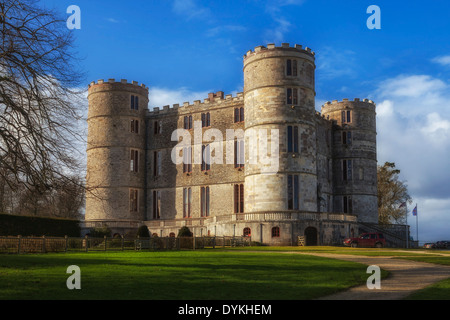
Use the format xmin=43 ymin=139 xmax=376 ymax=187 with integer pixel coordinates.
xmin=84 ymin=44 xmax=378 ymax=245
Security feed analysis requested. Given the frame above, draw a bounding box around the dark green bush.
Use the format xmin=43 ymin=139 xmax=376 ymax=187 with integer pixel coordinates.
xmin=89 ymin=226 xmax=111 ymax=238
xmin=177 ymin=226 xmax=193 ymax=237
xmin=136 ymin=225 xmax=150 ymax=238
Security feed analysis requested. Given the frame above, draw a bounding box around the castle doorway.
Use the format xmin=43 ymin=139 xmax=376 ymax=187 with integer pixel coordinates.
xmin=304 ymin=227 xmax=318 ymax=246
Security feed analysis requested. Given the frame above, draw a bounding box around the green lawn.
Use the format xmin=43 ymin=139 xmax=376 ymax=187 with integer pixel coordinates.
xmin=398 ymin=255 xmax=450 ymax=300
xmin=0 ymin=250 xmax=380 ymax=300
xmin=407 ymin=278 xmax=450 ymax=300
xmin=223 ymin=245 xmax=450 ymax=257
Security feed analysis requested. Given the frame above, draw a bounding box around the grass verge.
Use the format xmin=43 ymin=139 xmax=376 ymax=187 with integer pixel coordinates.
xmin=0 ymin=250 xmax=379 ymax=300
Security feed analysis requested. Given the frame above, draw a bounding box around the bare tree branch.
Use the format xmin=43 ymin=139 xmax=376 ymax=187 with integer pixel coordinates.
xmin=0 ymin=0 xmax=87 ymax=217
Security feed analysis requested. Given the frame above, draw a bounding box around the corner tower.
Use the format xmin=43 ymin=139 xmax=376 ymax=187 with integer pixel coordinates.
xmin=85 ymin=79 xmax=149 ymax=234
xmin=321 ymin=99 xmax=378 ymax=223
xmin=243 ymin=43 xmax=317 ymax=213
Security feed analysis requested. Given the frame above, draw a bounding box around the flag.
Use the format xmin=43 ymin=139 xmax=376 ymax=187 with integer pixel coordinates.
xmin=399 ymin=202 xmax=406 ymax=208
xmin=412 ymin=205 xmax=418 ymax=216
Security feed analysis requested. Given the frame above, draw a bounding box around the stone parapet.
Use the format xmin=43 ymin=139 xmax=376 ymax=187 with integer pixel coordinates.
xmin=148 ymin=92 xmax=244 ymax=116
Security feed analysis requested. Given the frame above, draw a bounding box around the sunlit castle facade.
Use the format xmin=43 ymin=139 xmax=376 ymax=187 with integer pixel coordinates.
xmin=84 ymin=43 xmax=378 ymax=245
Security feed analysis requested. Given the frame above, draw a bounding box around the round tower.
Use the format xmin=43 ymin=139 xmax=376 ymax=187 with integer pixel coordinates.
xmin=321 ymin=99 xmax=378 ymax=223
xmin=85 ymin=79 xmax=149 ymax=235
xmin=243 ymin=43 xmax=317 ymax=213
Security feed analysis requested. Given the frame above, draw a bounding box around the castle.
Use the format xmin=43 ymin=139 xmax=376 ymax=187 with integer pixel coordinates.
xmin=84 ymin=43 xmax=378 ymax=246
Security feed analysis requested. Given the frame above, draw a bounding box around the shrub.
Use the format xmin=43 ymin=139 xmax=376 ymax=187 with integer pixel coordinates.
xmin=177 ymin=226 xmax=193 ymax=237
xmin=89 ymin=227 xmax=111 ymax=238
xmin=137 ymin=225 xmax=150 ymax=238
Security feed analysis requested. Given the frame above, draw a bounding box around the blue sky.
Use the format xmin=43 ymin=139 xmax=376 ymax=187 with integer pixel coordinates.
xmin=43 ymin=0 xmax=450 ymax=243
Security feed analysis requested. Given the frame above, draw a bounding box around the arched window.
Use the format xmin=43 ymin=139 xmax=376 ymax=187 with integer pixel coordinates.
xmin=169 ymin=232 xmax=175 ymax=238
xmin=272 ymin=226 xmax=280 ymax=238
xmin=243 ymin=227 xmax=251 ymax=237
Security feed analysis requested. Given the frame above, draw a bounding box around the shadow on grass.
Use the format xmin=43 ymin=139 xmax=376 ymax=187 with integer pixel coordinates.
xmin=0 ymin=250 xmax=373 ymax=300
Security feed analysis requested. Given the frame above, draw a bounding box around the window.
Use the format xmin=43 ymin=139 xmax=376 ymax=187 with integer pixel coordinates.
xmin=201 ymin=113 xmax=211 ymax=127
xmin=234 ymin=184 xmax=244 ymax=213
xmin=183 ymin=187 xmax=192 ymax=218
xmin=287 ymin=175 xmax=299 ymax=210
xmin=130 ymin=189 xmax=138 ymax=212
xmin=130 ymin=149 xmax=139 ymax=172
xmin=286 ymin=88 xmax=298 ymax=105
xmin=342 ymin=159 xmax=353 ymax=181
xmin=169 ymin=232 xmax=175 ymax=238
xmin=341 ymin=110 xmax=351 ymax=124
xmin=154 ymin=121 xmax=161 ymax=134
xmin=183 ymin=115 xmax=193 ymax=130
xmin=131 ymin=95 xmax=139 ymax=110
xmin=359 ymin=167 xmax=364 ymax=180
xmin=130 ymin=119 xmax=139 ymax=134
xmin=243 ymin=227 xmax=251 ymax=237
xmin=153 ymin=151 xmax=161 ymax=177
xmin=343 ymin=196 xmax=353 ymax=214
xmin=342 ymin=131 xmax=352 ymax=145
xmin=202 ymin=144 xmax=211 ymax=171
xmin=183 ymin=146 xmax=192 ymax=173
xmin=201 ymin=186 xmax=210 ymax=217
xmin=153 ymin=190 xmax=161 ymax=219
xmin=234 ymin=139 xmax=244 ymax=168
xmin=234 ymin=107 xmax=244 ymax=123
xmin=272 ymin=227 xmax=280 ymax=238
xmin=287 ymin=125 xmax=299 ymax=153
xmin=286 ymin=59 xmax=298 ymax=76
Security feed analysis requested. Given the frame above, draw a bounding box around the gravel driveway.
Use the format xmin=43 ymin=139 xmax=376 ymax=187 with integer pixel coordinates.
xmin=302 ymin=253 xmax=450 ymax=300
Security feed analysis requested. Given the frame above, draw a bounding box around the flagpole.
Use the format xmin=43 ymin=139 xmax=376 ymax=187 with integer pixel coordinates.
xmin=405 ymin=203 xmax=408 ymax=249
xmin=416 ymin=204 xmax=419 ymax=246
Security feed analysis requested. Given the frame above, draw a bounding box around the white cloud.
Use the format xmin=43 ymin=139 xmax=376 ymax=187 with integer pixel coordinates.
xmin=260 ymin=0 xmax=305 ymax=44
xmin=148 ymin=86 xmax=212 ymax=109
xmin=408 ymin=197 xmax=450 ymax=243
xmin=172 ymin=0 xmax=210 ymax=20
xmin=421 ymin=112 xmax=450 ymax=143
xmin=106 ymin=18 xmax=120 ymax=24
xmin=316 ymin=47 xmax=357 ymax=79
xmin=263 ymin=17 xmax=291 ymax=44
xmin=376 ymin=75 xmax=446 ymax=99
xmin=206 ymin=25 xmax=247 ymax=38
xmin=373 ymin=74 xmax=450 ymax=242
xmin=432 ymin=55 xmax=450 ymax=67
xmin=264 ymin=0 xmax=305 ymax=14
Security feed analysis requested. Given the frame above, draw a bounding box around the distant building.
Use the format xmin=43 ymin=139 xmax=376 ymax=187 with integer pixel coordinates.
xmin=84 ymin=43 xmax=378 ymax=245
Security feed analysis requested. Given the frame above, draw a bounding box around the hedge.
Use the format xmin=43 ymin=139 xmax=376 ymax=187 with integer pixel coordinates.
xmin=0 ymin=214 xmax=81 ymax=237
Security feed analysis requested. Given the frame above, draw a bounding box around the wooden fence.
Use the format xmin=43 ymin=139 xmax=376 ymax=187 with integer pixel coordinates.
xmin=0 ymin=235 xmax=252 ymax=254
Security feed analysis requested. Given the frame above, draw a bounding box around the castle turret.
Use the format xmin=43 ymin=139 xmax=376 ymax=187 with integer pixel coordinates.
xmin=243 ymin=43 xmax=317 ymax=213
xmin=321 ymin=99 xmax=378 ymax=223
xmin=85 ymin=79 xmax=149 ymax=235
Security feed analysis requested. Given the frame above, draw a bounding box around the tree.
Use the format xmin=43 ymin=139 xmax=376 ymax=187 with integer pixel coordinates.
xmin=377 ymin=162 xmax=411 ymax=225
xmin=0 ymin=1 xmax=85 ymax=197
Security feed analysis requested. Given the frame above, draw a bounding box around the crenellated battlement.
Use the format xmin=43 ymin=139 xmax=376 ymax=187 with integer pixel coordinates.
xmin=85 ymin=42 xmax=380 ymax=242
xmin=243 ymin=43 xmax=315 ymax=59
xmin=148 ymin=91 xmax=244 ymax=116
xmin=88 ymin=78 xmax=148 ymax=90
xmin=322 ymin=98 xmax=376 ymax=106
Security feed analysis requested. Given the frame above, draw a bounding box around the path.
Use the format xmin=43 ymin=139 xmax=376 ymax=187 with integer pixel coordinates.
xmin=295 ymin=252 xmax=450 ymax=300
